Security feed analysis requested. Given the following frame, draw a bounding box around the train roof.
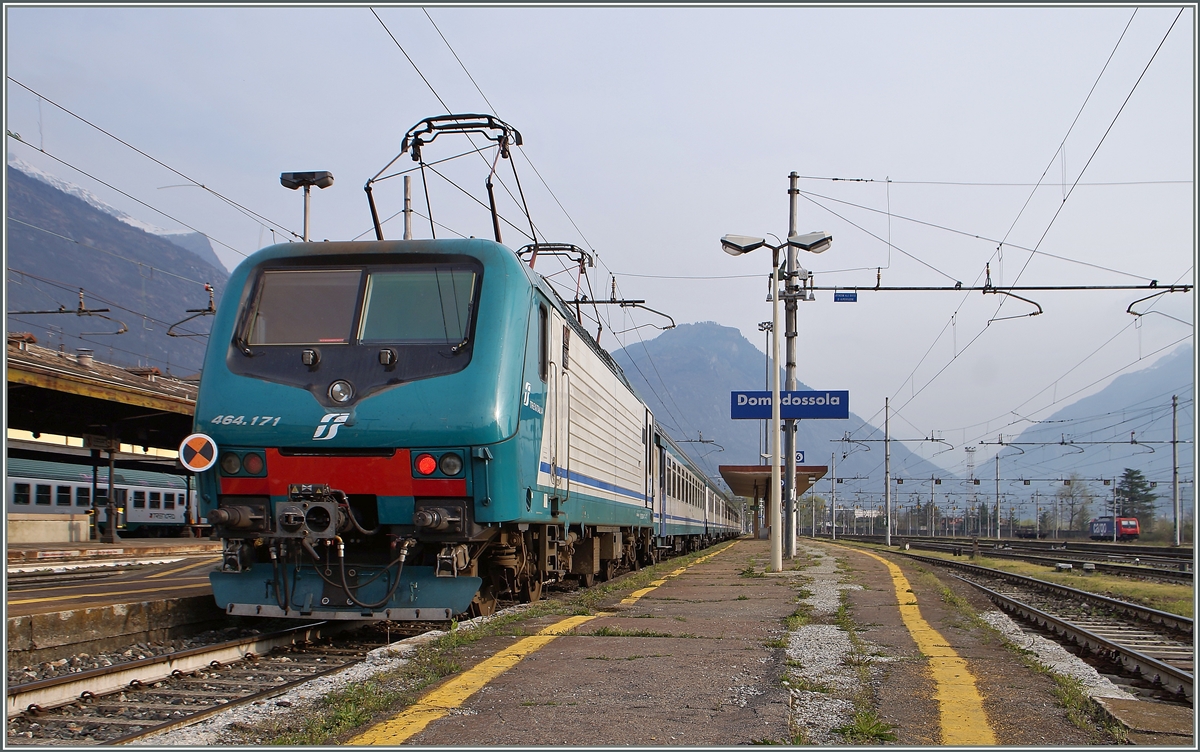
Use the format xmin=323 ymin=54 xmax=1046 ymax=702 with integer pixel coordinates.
xmin=7 ymin=457 xmax=190 ymax=489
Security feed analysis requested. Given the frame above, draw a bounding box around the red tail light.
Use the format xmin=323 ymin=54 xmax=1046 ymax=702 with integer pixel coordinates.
xmin=415 ymin=453 xmax=438 ymax=476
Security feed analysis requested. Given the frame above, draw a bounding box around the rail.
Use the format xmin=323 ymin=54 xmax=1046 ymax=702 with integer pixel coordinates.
xmin=6 ymin=621 xmax=349 ymax=720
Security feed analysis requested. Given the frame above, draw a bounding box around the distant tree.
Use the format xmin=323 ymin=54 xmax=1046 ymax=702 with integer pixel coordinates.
xmin=1054 ymin=473 xmax=1094 ymax=533
xmin=1116 ymin=468 xmax=1158 ymax=529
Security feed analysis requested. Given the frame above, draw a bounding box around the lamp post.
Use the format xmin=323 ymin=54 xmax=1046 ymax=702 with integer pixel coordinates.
xmin=759 ymin=321 xmax=772 ymax=464
xmin=722 ymin=229 xmax=831 ymax=571
xmin=280 ymin=171 xmax=334 ymax=241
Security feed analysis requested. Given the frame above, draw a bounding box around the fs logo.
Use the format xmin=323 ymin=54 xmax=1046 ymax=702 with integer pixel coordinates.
xmin=312 ymin=413 xmax=350 ymax=441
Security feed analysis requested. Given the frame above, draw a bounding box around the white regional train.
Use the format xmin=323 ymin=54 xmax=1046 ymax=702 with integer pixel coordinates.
xmin=7 ymin=457 xmax=200 ymax=536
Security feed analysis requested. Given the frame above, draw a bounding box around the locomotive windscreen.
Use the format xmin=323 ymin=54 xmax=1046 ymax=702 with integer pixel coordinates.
xmin=359 ymin=267 xmax=476 ymax=344
xmin=247 ymin=269 xmax=361 ymax=345
xmin=244 ymin=265 xmax=477 ymax=346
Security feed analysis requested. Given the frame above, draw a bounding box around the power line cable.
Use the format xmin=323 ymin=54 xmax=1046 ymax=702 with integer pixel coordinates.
xmin=875 ymin=10 xmax=1188 ymax=443
xmin=7 ymin=140 xmax=250 ymax=261
xmin=997 ymin=8 xmax=1185 ymax=304
xmin=797 ymin=175 xmax=1190 ymax=187
xmin=797 ymin=188 xmax=1153 ymax=282
xmin=996 ymin=8 xmax=1140 ymax=252
xmin=7 ymin=217 xmax=217 ymax=290
xmin=7 ymin=77 xmax=301 ymax=242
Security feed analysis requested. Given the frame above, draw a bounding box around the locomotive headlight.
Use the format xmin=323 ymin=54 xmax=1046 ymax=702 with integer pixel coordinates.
xmin=242 ymin=452 xmax=264 ymax=475
xmin=220 ymin=452 xmax=242 ymax=475
xmin=439 ymin=452 xmax=463 ymax=476
xmin=329 ymin=380 xmax=354 ymax=403
xmin=415 ymin=453 xmax=438 ymax=476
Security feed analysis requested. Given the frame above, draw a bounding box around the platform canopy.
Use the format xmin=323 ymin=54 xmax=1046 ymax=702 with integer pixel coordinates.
xmin=718 ymin=465 xmax=828 ymax=501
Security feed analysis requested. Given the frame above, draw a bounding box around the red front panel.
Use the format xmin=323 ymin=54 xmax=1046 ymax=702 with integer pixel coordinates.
xmin=218 ymin=449 xmax=467 ymax=497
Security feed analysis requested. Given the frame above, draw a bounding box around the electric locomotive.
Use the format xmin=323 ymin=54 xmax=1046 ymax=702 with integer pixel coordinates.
xmin=189 ymin=115 xmax=739 ymax=622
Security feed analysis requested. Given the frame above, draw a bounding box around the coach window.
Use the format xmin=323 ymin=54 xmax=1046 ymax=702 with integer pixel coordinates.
xmin=35 ymin=484 xmax=52 ymax=505
xmin=13 ymin=483 xmax=31 ymax=505
xmin=538 ymin=304 xmax=548 ymax=381
xmin=95 ymin=488 xmax=108 ymax=505
xmin=164 ymin=493 xmax=176 ymax=510
xmin=149 ymin=492 xmax=161 ymax=509
xmin=76 ymin=487 xmax=90 ymax=507
xmin=57 ymin=486 xmax=72 ymax=506
xmin=133 ymin=490 xmax=146 ymax=509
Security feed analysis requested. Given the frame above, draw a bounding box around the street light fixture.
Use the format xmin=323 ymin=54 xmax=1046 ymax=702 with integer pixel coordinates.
xmin=721 ymin=227 xmax=833 ymax=571
xmin=280 ymin=171 xmax=334 ymax=241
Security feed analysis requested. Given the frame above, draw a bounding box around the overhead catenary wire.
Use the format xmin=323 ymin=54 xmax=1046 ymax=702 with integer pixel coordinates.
xmin=7 ymin=268 xmax=212 ymax=339
xmin=996 ymin=7 xmax=1186 ymax=304
xmin=380 ymin=5 xmax=689 ymax=424
xmin=6 ymin=141 xmax=251 ymax=262
xmin=797 ymin=188 xmax=1155 ymax=282
xmin=852 ymin=11 xmax=1191 ymax=456
xmin=7 ymin=217 xmax=218 ymax=290
xmin=369 ymin=9 xmax=544 ymax=248
xmin=7 ymin=76 xmax=301 ymax=244
xmin=797 ymin=175 xmax=1191 ymax=187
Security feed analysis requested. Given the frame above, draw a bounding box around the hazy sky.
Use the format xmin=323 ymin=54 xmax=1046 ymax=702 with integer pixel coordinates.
xmin=5 ymin=4 xmax=1195 ymax=478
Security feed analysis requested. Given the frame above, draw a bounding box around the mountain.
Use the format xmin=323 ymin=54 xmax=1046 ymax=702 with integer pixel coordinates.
xmin=610 ymin=322 xmax=950 ymax=489
xmin=157 ymin=231 xmax=225 ymax=273
xmin=999 ymin=343 xmax=1193 ymax=522
xmin=8 ymin=156 xmax=229 ymax=272
xmin=6 ymin=165 xmax=229 ymax=376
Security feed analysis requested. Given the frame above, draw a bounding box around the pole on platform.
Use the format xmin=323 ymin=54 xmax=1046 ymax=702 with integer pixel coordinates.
xmin=884 ymin=397 xmax=892 ymax=547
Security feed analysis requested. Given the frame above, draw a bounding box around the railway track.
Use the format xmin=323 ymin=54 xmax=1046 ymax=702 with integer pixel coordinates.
xmin=5 ymin=620 xmax=433 ymax=745
xmin=903 ymin=552 xmax=1193 ymax=704
xmin=839 ymin=534 xmax=1194 ymax=583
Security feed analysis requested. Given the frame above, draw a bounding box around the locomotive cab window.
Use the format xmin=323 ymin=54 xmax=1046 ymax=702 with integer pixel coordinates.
xmin=358 ymin=266 xmax=477 ymax=344
xmin=246 ymin=269 xmax=361 ymax=345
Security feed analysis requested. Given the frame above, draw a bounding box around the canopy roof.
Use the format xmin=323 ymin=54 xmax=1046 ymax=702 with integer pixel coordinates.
xmin=719 ymin=465 xmax=828 ymax=501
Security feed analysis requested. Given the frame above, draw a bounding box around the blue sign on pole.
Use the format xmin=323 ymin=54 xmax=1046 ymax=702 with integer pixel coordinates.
xmin=730 ymin=391 xmax=850 ymax=420
xmin=834 ymin=291 xmax=858 ymax=302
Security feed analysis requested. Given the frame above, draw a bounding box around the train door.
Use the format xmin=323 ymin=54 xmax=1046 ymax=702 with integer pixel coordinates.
xmin=655 ymin=438 xmax=667 ymax=539
xmin=545 ymin=310 xmax=571 ymax=506
xmin=643 ymin=409 xmax=655 ymax=510
xmin=704 ymin=486 xmax=711 ymax=537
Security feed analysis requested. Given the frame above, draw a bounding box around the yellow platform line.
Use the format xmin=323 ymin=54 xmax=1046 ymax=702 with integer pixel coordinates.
xmin=348 ymin=614 xmax=603 ymax=745
xmin=620 ymin=541 xmax=737 ymax=606
xmin=146 ymin=556 xmax=221 ymax=579
xmin=352 ymin=540 xmax=739 ymax=744
xmin=858 ymin=549 xmax=997 ymax=745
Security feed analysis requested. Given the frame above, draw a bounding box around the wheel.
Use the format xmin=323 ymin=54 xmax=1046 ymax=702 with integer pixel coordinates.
xmin=468 ymin=583 xmax=498 ymax=618
xmin=599 ymin=559 xmax=618 ymax=582
xmin=521 ymin=574 xmax=542 ymax=603
xmin=578 ymin=573 xmax=595 ymax=588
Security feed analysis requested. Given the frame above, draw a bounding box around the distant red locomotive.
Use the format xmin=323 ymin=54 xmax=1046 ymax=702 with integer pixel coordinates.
xmin=1088 ymin=516 xmax=1141 ymax=541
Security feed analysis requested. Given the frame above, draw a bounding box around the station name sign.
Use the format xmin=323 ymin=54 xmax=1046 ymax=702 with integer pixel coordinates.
xmin=730 ymin=390 xmax=850 ymax=420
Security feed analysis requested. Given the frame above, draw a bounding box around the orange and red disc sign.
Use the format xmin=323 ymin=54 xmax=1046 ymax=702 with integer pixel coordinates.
xmin=179 ymin=433 xmax=218 ymax=473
